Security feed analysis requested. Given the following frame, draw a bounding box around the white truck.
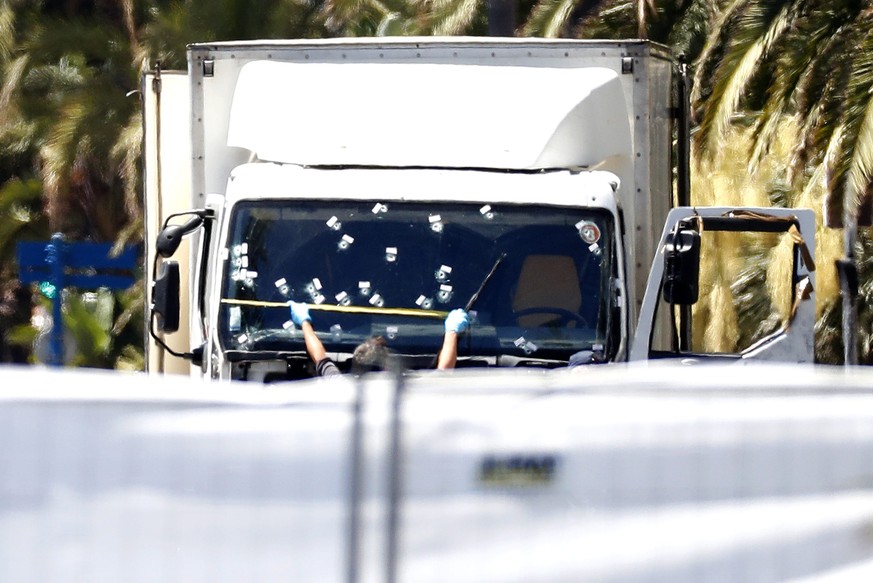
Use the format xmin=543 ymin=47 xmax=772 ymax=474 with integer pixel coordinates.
xmin=143 ymin=37 xmax=817 ymax=381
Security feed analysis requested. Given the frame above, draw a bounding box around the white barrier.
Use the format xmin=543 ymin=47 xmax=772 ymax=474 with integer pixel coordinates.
xmin=1 ymin=363 xmax=873 ymax=582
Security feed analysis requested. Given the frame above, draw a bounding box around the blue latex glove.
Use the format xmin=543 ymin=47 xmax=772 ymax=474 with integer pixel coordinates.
xmin=445 ymin=309 xmax=470 ymax=333
xmin=289 ymin=301 xmax=312 ymax=326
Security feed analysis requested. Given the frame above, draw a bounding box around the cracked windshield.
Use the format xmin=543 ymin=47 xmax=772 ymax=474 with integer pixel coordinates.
xmin=219 ymin=200 xmax=612 ymax=361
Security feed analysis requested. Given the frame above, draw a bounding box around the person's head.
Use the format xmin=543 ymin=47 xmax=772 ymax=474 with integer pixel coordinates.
xmin=351 ymin=336 xmax=391 ymax=374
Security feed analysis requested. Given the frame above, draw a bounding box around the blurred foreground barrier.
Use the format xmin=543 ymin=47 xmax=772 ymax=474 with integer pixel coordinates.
xmin=1 ymin=362 xmax=873 ymax=582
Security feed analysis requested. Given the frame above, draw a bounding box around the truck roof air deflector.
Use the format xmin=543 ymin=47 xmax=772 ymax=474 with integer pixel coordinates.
xmin=227 ymin=61 xmax=632 ymax=170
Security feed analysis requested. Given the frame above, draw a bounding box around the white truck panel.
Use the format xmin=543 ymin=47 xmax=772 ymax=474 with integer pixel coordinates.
xmin=2 ymin=363 xmax=873 ymax=581
xmin=223 ymin=163 xmax=621 ymax=206
xmin=142 ymin=71 xmax=195 ymax=374
xmin=228 ymin=61 xmax=632 ymax=171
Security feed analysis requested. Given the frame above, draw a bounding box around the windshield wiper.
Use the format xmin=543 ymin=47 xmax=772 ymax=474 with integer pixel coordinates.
xmin=466 ymin=252 xmax=507 ymax=311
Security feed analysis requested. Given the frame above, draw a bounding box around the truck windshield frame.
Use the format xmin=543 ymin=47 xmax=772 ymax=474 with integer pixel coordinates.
xmin=218 ymin=200 xmax=613 ymax=363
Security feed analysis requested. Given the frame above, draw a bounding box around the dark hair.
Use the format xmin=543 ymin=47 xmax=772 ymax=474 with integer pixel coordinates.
xmin=351 ymin=336 xmax=391 ymax=374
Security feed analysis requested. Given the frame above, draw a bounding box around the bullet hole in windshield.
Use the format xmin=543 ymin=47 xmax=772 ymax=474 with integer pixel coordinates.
xmin=335 ymin=291 xmax=352 ymax=306
xmin=515 ymin=336 xmax=539 ymax=355
xmin=229 ymin=243 xmax=260 ymax=287
xmin=338 ymin=233 xmax=354 ymax=251
xmin=429 ymin=214 xmax=444 ymax=233
xmin=435 ymin=264 xmax=452 ymax=283
xmin=436 ymin=284 xmax=453 ymax=304
xmin=480 ymin=204 xmax=495 ymax=220
xmin=305 ymin=277 xmax=325 ymax=303
xmin=326 ymin=216 xmax=342 ymax=230
xmin=372 ymin=203 xmax=388 ymax=214
xmin=416 ymin=295 xmax=434 ymax=310
xmin=385 ymin=246 xmax=398 ymax=262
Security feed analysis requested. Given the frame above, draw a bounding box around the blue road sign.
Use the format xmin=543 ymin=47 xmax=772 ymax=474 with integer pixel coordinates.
xmin=16 ymin=233 xmax=139 ymax=366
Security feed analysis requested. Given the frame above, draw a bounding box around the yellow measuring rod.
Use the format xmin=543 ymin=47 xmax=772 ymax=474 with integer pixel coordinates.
xmin=220 ymin=298 xmax=448 ymax=319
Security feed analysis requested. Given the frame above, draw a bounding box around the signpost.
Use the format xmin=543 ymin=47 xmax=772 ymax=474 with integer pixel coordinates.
xmin=16 ymin=233 xmax=138 ymax=366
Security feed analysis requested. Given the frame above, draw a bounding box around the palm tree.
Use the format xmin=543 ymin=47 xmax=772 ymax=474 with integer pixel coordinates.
xmin=1 ymin=3 xmax=144 ymax=242
xmin=141 ymin=0 xmax=329 ymax=68
xmin=692 ymin=0 xmax=873 ymax=363
xmin=0 ymin=0 xmax=338 ymax=366
xmin=0 ymin=1 xmax=149 ymax=366
xmin=522 ymin=0 xmax=721 ymax=57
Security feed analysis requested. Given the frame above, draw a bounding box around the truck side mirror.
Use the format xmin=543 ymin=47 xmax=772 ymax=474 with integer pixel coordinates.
xmin=152 ymin=260 xmax=181 ymax=333
xmin=662 ymin=227 xmax=700 ymax=305
xmin=156 ymin=215 xmax=204 ymax=258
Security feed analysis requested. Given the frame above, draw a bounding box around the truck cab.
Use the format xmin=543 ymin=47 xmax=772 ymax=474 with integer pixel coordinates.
xmin=144 ymin=38 xmax=815 ymax=381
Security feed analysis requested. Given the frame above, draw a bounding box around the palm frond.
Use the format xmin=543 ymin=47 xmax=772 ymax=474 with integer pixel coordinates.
xmin=110 ymin=111 xmax=143 ymax=231
xmin=569 ymin=1 xmax=639 ymax=40
xmin=691 ymin=0 xmax=749 ymax=105
xmin=0 ymin=54 xmax=29 ymax=118
xmin=843 ymin=25 xmax=873 ymax=227
xmin=787 ymin=8 xmax=856 ymax=182
xmin=822 ymin=14 xmax=873 ymax=227
xmin=0 ymin=178 xmax=45 ymax=260
xmin=523 ymin=0 xmax=577 ymax=37
xmin=428 ymin=0 xmax=484 ymax=35
xmin=667 ymin=0 xmax=722 ymax=59
xmin=693 ymin=2 xmax=791 ymax=156
xmin=0 ymin=4 xmax=14 ymax=62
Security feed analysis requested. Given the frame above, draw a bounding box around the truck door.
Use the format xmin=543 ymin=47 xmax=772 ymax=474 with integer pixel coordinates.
xmin=630 ymin=207 xmax=816 ymax=363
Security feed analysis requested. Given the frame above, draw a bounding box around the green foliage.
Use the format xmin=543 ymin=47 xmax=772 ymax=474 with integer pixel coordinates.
xmin=0 ymin=177 xmax=45 ymax=361
xmin=730 ymin=237 xmax=780 ymax=350
xmin=0 ymin=178 xmax=44 ymax=254
xmin=143 ymin=0 xmax=329 ymax=68
xmin=4 ymin=321 xmax=38 ymax=347
xmin=692 ymin=0 xmax=873 ymax=228
xmin=7 ymin=289 xmax=142 ymax=368
xmin=691 ymin=0 xmax=873 ymax=362
xmin=0 ymin=0 xmax=862 ymax=367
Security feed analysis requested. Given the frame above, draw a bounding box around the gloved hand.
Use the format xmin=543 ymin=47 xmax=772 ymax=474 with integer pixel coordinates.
xmin=289 ymin=301 xmax=312 ymax=326
xmin=445 ymin=309 xmax=470 ymax=334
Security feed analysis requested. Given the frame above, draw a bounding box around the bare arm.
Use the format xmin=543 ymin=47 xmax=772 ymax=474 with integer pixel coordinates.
xmin=437 ymin=331 xmax=460 ymax=370
xmin=300 ymin=320 xmax=327 ymax=364
xmin=290 ymin=301 xmax=328 ymax=365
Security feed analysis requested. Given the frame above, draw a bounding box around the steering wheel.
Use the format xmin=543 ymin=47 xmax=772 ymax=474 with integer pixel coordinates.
xmin=514 ymin=307 xmax=589 ymax=328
